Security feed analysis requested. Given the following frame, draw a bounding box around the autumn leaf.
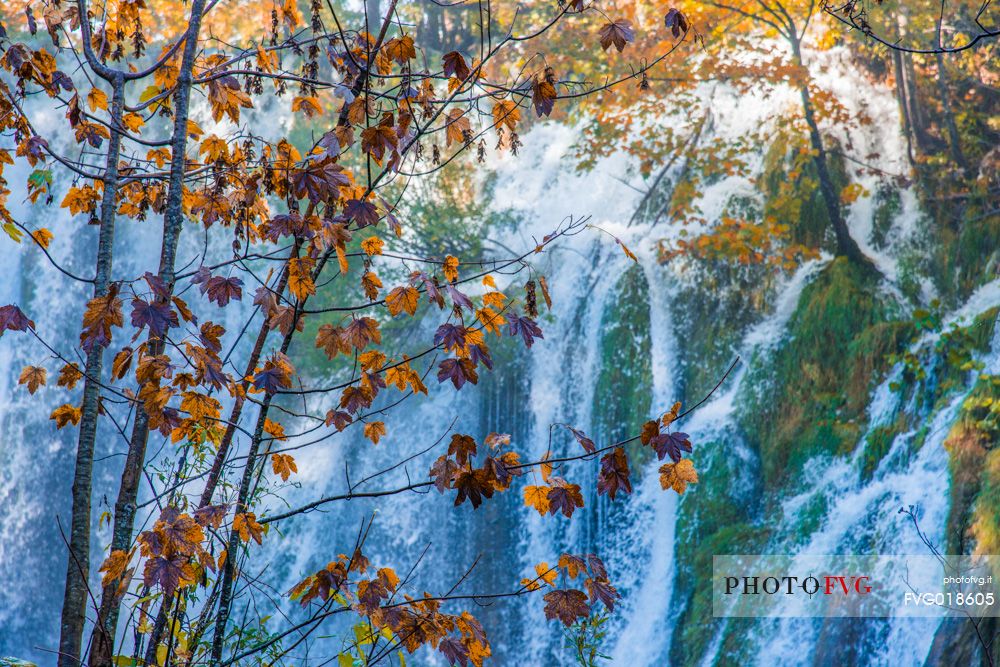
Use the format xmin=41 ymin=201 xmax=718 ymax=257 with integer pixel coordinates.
xmin=291 ymin=96 xmax=323 ymax=118
xmin=664 ymin=8 xmax=689 ymax=38
xmin=598 ymin=19 xmax=635 ymax=52
xmin=443 ymin=255 xmax=459 ymax=283
xmin=535 ymin=561 xmax=558 ymax=587
xmin=597 ymin=447 xmax=632 ymax=500
xmin=122 ymin=113 xmax=144 ymax=132
xmin=442 ymin=51 xmax=471 ymax=81
xmin=361 ymin=271 xmax=382 ymax=300
xmin=523 ymin=485 xmax=551 ymax=516
xmin=288 ymin=257 xmax=316 ymax=300
xmin=264 ymin=418 xmax=287 ymax=441
xmin=586 ymin=576 xmax=620 ymax=612
xmin=558 ymin=553 xmax=587 ymax=579
xmin=0 ymin=304 xmax=35 ymax=337
xmin=87 ymin=87 xmax=108 ymax=111
xmin=233 ymin=512 xmax=265 ymax=544
xmin=99 ymin=549 xmax=131 ymax=587
xmin=31 ymin=227 xmax=53 ymax=249
xmin=507 ymin=312 xmax=543 ymax=348
xmin=437 ymin=357 xmax=478 ymax=389
xmin=651 ymin=430 xmax=692 ymax=463
xmin=18 ymin=365 xmax=47 ymax=394
xmin=616 ymin=236 xmax=638 ymax=262
xmin=385 ymin=35 xmax=416 ymax=63
xmin=271 ymin=453 xmax=298 ymax=481
xmin=448 ymin=433 xmax=477 ymax=465
xmin=445 ymin=109 xmax=471 ymax=147
xmin=199 ymin=135 xmax=229 ymax=163
xmin=566 ymin=425 xmax=596 ymax=453
xmin=543 ymin=589 xmax=590 ymax=626
xmin=386 ymin=285 xmax=419 ymax=316
xmin=531 ymin=73 xmax=556 ymax=117
xmin=364 ymin=421 xmax=387 ymax=444
xmin=430 ymin=455 xmax=461 ymax=493
xmin=659 ymin=458 xmax=698 ymax=494
xmin=547 ymin=481 xmax=585 ymax=517
xmin=80 ymin=288 xmax=123 ymax=352
xmin=57 ymin=363 xmax=83 ymax=389
xmin=538 ymin=275 xmax=552 ymax=310
xmin=51 ymin=403 xmax=82 ymax=429
xmin=361 ymin=236 xmax=384 ymax=256
xmin=662 ymin=401 xmax=682 ymax=427
xmin=491 ymin=100 xmax=520 ymax=133
xmin=143 ymin=554 xmax=196 ymax=597
xmin=194 ymin=504 xmax=228 ymax=528
xmin=453 ymin=468 xmax=494 ymax=508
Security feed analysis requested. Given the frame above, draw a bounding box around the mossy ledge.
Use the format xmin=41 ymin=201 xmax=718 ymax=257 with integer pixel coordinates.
xmin=737 ymin=257 xmax=911 ymax=491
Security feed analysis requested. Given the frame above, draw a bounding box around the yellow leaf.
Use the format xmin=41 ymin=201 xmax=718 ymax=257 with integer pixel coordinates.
xmin=538 ymin=275 xmax=552 ymax=310
xmin=535 ymin=561 xmax=557 ymax=586
xmin=364 ymin=421 xmax=386 ymax=444
xmin=291 ymin=96 xmax=323 ymax=118
xmin=271 ymin=453 xmax=298 ymax=481
xmin=492 ymin=100 xmax=520 ymax=133
xmin=443 ymin=255 xmax=459 ymax=283
xmin=31 ymin=227 xmax=54 ymax=249
xmin=199 ymin=135 xmax=229 ymax=163
xmin=186 ymin=120 xmax=204 ymax=139
xmin=99 ymin=549 xmax=131 ymax=586
xmin=51 ymin=403 xmax=82 ymax=429
xmin=617 ymin=237 xmax=638 ymax=262
xmin=361 ymin=236 xmax=384 ymax=256
xmin=288 ymin=256 xmax=316 ymax=300
xmin=264 ymin=418 xmax=287 ymax=441
xmin=361 ymin=271 xmax=382 ymax=300
xmin=523 ymin=485 xmax=550 ymax=516
xmin=233 ymin=512 xmax=264 ymax=544
xmin=658 ymin=458 xmax=698 ymax=494
xmin=87 ymin=88 xmax=109 ymax=112
xmin=122 ymin=113 xmax=145 ymax=133
xmin=385 ymin=286 xmax=419 ymax=316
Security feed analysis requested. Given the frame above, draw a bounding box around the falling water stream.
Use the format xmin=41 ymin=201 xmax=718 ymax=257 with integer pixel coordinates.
xmin=1 ymin=49 xmax=997 ymax=667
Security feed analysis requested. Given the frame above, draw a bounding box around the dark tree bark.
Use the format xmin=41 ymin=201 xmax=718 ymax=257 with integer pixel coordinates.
xmin=88 ymin=3 xmax=208 ymax=663
xmin=790 ymin=37 xmax=868 ymax=264
xmin=935 ymin=50 xmax=970 ymax=176
xmin=58 ymin=71 xmax=125 ymax=667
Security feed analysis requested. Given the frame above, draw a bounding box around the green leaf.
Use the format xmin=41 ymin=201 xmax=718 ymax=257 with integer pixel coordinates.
xmin=3 ymin=222 xmax=24 ymax=242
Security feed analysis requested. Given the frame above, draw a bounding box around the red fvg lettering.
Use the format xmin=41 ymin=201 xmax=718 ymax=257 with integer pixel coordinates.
xmin=823 ymin=576 xmax=872 ymax=595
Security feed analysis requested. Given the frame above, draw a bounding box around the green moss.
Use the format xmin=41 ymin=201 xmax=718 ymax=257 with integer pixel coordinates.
xmin=667 ymin=430 xmax=764 ymax=666
xmin=859 ymin=416 xmax=906 ymax=482
xmin=792 ymin=492 xmax=831 ymax=542
xmin=591 ymin=265 xmax=654 ymax=465
xmin=669 ymin=522 xmax=769 ymax=667
xmin=738 ymin=258 xmax=906 ymax=489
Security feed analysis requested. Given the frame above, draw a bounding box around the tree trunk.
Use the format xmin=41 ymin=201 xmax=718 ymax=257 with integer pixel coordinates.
xmin=935 ymin=50 xmax=970 ymax=176
xmin=58 ymin=71 xmax=125 ymax=667
xmin=890 ymin=41 xmax=915 ymax=165
xmin=88 ymin=3 xmax=208 ymax=664
xmin=790 ymin=40 xmax=867 ymax=264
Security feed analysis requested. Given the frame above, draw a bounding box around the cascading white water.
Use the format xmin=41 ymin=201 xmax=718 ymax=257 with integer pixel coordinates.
xmin=1 ymin=41 xmax=996 ymax=667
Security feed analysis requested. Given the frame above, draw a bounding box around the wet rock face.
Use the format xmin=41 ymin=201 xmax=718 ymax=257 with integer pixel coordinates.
xmin=923 ymin=617 xmax=992 ymax=667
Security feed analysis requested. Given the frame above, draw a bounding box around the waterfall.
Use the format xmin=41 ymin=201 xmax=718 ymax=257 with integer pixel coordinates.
xmin=1 ymin=45 xmax=997 ymax=667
